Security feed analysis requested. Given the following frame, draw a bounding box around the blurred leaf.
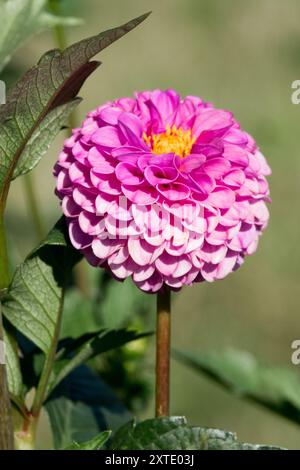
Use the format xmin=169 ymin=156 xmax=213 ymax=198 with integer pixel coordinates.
xmin=2 ymin=218 xmax=81 ymax=353
xmin=45 ymin=365 xmax=131 ymax=449
xmin=60 ymin=288 xmax=97 ymax=338
xmin=0 ymin=11 xmax=150 ymax=213
xmin=174 ymin=349 xmax=300 ymax=425
xmin=48 ymin=329 xmax=152 ymax=395
xmin=99 ymin=275 xmax=153 ymax=328
xmin=0 ymin=0 xmax=81 ymax=74
xmin=109 ymin=416 xmax=283 ymax=450
xmin=65 ymin=431 xmax=111 ymax=450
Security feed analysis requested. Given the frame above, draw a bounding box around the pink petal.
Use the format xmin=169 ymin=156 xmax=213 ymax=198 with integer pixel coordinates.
xmin=62 ymin=196 xmax=80 ymax=217
xmin=207 ymin=186 xmax=235 ymax=209
xmin=173 ymin=256 xmax=192 ymax=278
xmin=155 ymin=252 xmax=178 ymax=276
xmin=128 ymin=237 xmax=153 ymax=266
xmin=69 ymin=221 xmax=93 ymax=249
xmin=189 ymin=172 xmax=216 ymax=194
xmin=223 ymin=144 xmax=249 ymax=167
xmin=92 ymin=126 xmax=123 ymax=147
xmin=135 ymin=271 xmax=163 ymax=292
xmin=201 ymin=158 xmax=231 ymax=179
xmin=99 ymin=106 xmax=122 ymax=125
xmin=115 ymin=162 xmax=144 ymax=185
xmin=73 ymin=187 xmax=96 ymax=213
xmin=90 ymin=170 xmax=121 ymax=195
xmin=179 ymin=154 xmax=206 ymax=173
xmin=133 ymin=265 xmax=155 ymax=282
xmin=157 ymin=182 xmax=190 ymax=201
xmin=88 ymin=147 xmax=115 ymax=174
xmin=145 ymin=165 xmax=178 ymax=186
xmin=122 ymin=184 xmax=158 ymax=205
xmin=78 ymin=212 xmax=105 ymax=236
xmin=223 ymin=169 xmax=245 ymax=187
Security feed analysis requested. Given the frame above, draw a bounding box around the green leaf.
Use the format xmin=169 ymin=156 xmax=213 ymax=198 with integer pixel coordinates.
xmin=3 ymin=326 xmax=24 ymax=409
xmin=45 ymin=365 xmax=131 ymax=449
xmin=65 ymin=431 xmax=111 ymax=450
xmin=174 ymin=349 xmax=300 ymax=425
xmin=0 ymin=11 xmax=150 ymax=212
xmin=0 ymin=0 xmax=81 ymax=73
xmin=2 ymin=218 xmax=81 ymax=353
xmin=49 ymin=329 xmax=152 ymax=395
xmin=13 ymin=98 xmax=81 ymax=179
xmin=109 ymin=416 xmax=283 ymax=450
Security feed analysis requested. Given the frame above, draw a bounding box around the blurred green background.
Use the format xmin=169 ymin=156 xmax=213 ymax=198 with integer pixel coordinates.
xmin=4 ymin=0 xmax=300 ymax=449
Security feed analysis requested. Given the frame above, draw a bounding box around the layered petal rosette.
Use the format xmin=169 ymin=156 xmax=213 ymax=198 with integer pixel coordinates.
xmin=54 ymin=89 xmax=271 ymax=292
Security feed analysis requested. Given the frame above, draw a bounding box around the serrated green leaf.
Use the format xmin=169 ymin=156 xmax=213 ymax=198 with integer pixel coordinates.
xmin=65 ymin=431 xmax=111 ymax=450
xmin=48 ymin=329 xmax=152 ymax=395
xmin=0 ymin=11 xmax=150 ymax=213
xmin=0 ymin=0 xmax=81 ymax=73
xmin=174 ymin=349 xmax=300 ymax=426
xmin=2 ymin=218 xmax=81 ymax=353
xmin=45 ymin=365 xmax=131 ymax=449
xmin=13 ymin=98 xmax=81 ymax=179
xmin=109 ymin=416 xmax=283 ymax=450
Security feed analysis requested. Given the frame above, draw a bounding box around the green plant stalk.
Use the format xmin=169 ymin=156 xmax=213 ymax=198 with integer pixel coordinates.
xmin=23 ymin=173 xmax=45 ymax=241
xmin=13 ymin=411 xmax=37 ymax=451
xmin=31 ymin=292 xmax=65 ymax=418
xmin=156 ymin=289 xmax=171 ymax=417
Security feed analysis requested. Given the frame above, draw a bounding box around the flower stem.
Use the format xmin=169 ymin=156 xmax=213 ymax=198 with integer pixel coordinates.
xmin=156 ymin=288 xmax=171 ymax=417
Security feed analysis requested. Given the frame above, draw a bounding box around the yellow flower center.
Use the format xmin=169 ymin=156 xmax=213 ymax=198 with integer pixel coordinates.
xmin=143 ymin=125 xmax=196 ymax=159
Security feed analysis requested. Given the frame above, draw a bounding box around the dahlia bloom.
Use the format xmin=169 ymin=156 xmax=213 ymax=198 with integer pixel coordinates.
xmin=54 ymin=89 xmax=270 ymax=293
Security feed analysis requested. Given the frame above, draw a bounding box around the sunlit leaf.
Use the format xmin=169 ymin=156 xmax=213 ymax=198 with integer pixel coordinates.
xmin=2 ymin=218 xmax=81 ymax=353
xmin=109 ymin=416 xmax=283 ymax=450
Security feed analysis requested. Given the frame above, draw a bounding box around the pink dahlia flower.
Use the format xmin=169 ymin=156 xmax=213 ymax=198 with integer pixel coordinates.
xmin=54 ymin=89 xmax=271 ymax=293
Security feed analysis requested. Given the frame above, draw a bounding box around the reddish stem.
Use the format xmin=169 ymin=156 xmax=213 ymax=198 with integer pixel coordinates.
xmin=155 ymin=288 xmax=171 ymax=417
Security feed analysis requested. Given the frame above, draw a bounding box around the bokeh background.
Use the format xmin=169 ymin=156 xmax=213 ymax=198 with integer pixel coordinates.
xmin=3 ymin=0 xmax=300 ymax=449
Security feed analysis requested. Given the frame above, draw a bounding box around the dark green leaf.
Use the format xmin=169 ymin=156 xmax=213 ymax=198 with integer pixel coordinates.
xmin=0 ymin=11 xmax=150 ymax=211
xmin=109 ymin=416 xmax=283 ymax=450
xmin=174 ymin=349 xmax=300 ymax=425
xmin=2 ymin=218 xmax=81 ymax=353
xmin=13 ymin=98 xmax=81 ymax=179
xmin=65 ymin=431 xmax=111 ymax=450
xmin=45 ymin=365 xmax=131 ymax=449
